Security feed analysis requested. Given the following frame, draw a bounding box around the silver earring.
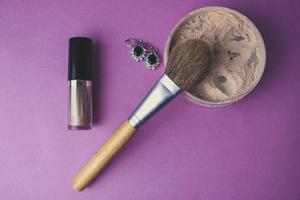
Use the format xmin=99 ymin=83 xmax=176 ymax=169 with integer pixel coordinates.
xmin=125 ymin=38 xmax=160 ymax=70
xmin=145 ymin=49 xmax=160 ymax=70
xmin=125 ymin=38 xmax=146 ymax=62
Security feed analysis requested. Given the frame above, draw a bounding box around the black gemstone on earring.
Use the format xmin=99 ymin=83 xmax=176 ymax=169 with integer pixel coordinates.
xmin=133 ymin=46 xmax=144 ymax=57
xmin=147 ymin=54 xmax=157 ymax=65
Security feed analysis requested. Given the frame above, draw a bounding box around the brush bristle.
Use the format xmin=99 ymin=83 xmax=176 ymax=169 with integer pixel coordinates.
xmin=165 ymin=39 xmax=211 ymax=90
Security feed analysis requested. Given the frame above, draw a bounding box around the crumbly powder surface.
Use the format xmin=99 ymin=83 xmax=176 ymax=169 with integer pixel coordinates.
xmin=168 ymin=8 xmax=265 ymax=103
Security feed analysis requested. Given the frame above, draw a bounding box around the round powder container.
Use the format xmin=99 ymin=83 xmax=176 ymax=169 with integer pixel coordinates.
xmin=164 ymin=6 xmax=266 ymax=107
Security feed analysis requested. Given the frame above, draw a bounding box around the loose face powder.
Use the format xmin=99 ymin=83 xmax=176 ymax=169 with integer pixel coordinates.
xmin=164 ymin=7 xmax=266 ymax=106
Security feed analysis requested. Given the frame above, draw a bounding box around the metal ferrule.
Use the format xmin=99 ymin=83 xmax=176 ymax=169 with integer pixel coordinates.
xmin=128 ymin=74 xmax=181 ymax=128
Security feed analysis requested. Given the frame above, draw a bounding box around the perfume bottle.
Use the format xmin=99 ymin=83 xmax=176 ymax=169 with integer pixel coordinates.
xmin=68 ymin=37 xmax=92 ymax=130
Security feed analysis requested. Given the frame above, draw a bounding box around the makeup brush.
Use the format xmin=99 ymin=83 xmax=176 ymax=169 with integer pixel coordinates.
xmin=72 ymin=39 xmax=211 ymax=191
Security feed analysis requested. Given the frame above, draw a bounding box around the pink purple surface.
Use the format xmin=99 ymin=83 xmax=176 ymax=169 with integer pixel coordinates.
xmin=0 ymin=0 xmax=299 ymax=199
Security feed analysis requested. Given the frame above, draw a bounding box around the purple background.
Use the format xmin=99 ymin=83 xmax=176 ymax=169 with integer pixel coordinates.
xmin=0 ymin=0 xmax=299 ymax=199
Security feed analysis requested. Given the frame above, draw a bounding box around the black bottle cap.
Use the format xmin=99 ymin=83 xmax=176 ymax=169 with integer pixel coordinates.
xmin=68 ymin=37 xmax=92 ymax=80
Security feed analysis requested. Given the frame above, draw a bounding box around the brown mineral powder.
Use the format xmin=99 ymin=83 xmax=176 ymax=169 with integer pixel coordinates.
xmin=167 ymin=7 xmax=265 ymax=104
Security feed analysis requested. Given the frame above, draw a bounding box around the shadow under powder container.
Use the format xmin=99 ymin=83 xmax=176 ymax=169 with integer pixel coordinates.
xmin=68 ymin=37 xmax=93 ymax=130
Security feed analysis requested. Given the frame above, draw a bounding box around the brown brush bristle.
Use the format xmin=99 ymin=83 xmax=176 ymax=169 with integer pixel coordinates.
xmin=165 ymin=39 xmax=211 ymax=90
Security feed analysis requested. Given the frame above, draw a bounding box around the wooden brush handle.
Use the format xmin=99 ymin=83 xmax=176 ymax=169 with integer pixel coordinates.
xmin=72 ymin=121 xmax=136 ymax=192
